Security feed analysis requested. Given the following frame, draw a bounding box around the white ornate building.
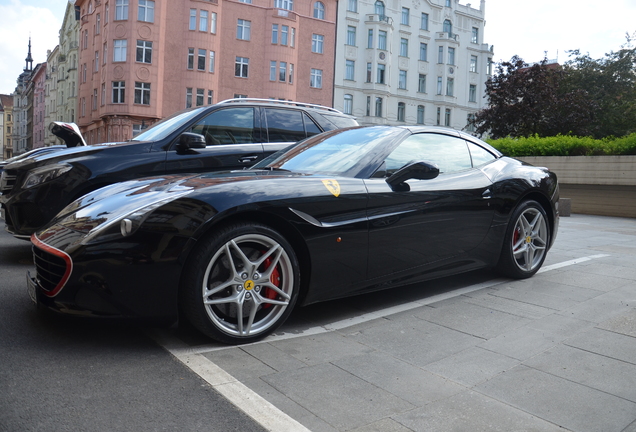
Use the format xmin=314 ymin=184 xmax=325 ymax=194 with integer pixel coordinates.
xmin=333 ymin=0 xmax=492 ymax=132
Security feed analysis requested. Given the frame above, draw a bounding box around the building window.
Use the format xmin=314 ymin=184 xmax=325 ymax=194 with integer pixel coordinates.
xmin=189 ymin=9 xmax=197 ymax=30
xmin=445 ymin=0 xmax=451 ymax=6
xmin=448 ymin=47 xmax=455 ymax=65
xmin=112 ymin=81 xmax=125 ymax=103
xmin=487 ymin=57 xmax=493 ymax=75
xmin=437 ymin=46 xmax=443 ymax=63
xmin=367 ymin=29 xmax=373 ymax=48
xmin=466 ymin=113 xmax=475 ymax=131
xmin=187 ymin=48 xmax=194 ymax=69
xmin=446 ymin=78 xmax=454 ymax=96
xmin=470 ymin=55 xmax=477 ymax=73
xmin=418 ymin=74 xmax=426 ymax=93
xmin=198 ymin=49 xmax=206 ymax=70
xmin=115 ymin=0 xmax=128 ymax=20
xmin=92 ymin=89 xmax=98 ymax=110
xmin=397 ymin=102 xmax=405 ymax=122
xmin=113 ymin=39 xmax=127 ymax=62
xmin=366 ymin=62 xmax=372 ymax=82
xmin=348 ymin=0 xmax=357 ymax=12
xmin=135 ymin=82 xmax=150 ymax=105
xmin=289 ymin=63 xmax=294 ymax=83
xmin=437 ymin=76 xmax=442 ymax=94
xmin=401 ymin=7 xmax=409 ymax=25
xmin=101 ymin=83 xmax=105 ymax=105
xmin=421 ymin=12 xmax=428 ymax=30
xmin=186 ymin=87 xmax=192 ymax=108
xmin=366 ymin=96 xmax=370 ymax=116
xmin=279 ymin=61 xmax=287 ymax=81
xmin=378 ymin=30 xmax=387 ymax=50
xmin=270 ymin=61 xmax=277 ymax=81
xmin=419 ymin=43 xmax=427 ymax=61
xmin=200 ymin=10 xmax=208 ymax=32
xmin=344 ymin=94 xmax=353 ymax=115
xmin=310 ymin=68 xmax=322 ymax=88
xmin=274 ymin=0 xmax=293 ymax=11
xmin=417 ymin=105 xmax=424 ymax=124
xmin=96 ymin=14 xmax=101 ymax=33
xmin=94 ymin=51 xmax=99 ymax=72
xmin=472 ymin=27 xmax=479 ymax=44
xmin=400 ymin=38 xmax=408 ymax=57
xmin=83 ymin=30 xmax=88 ymax=50
xmin=313 ymin=1 xmax=325 ymax=19
xmin=436 ymin=107 xmax=441 ymax=125
xmin=235 ymin=57 xmax=249 ymax=78
xmin=374 ymin=1 xmax=384 ymax=17
xmin=312 ymin=34 xmax=324 ymax=53
xmin=136 ymin=40 xmax=152 ymax=63
xmin=103 ymin=42 xmax=107 ymax=64
xmin=138 ymin=0 xmax=154 ymax=22
xmin=196 ymin=88 xmax=204 ymax=106
xmin=291 ymin=27 xmax=296 ymax=47
xmin=375 ymin=97 xmax=382 ymax=117
xmin=281 ymin=25 xmax=289 ymax=45
xmin=237 ymin=19 xmax=251 ymax=40
xmin=376 ymin=63 xmax=385 ymax=84
xmin=211 ymin=12 xmax=217 ymax=33
xmin=345 ymin=60 xmax=355 ymax=80
xmin=209 ymin=51 xmax=215 ymax=73
xmin=208 ymin=90 xmax=213 ymax=105
xmin=469 ymin=84 xmax=477 ymax=102
xmin=445 ymin=108 xmax=451 ymax=126
xmin=272 ymin=24 xmax=278 ymax=43
xmin=443 ymin=19 xmax=452 ymax=35
xmin=347 ymin=26 xmax=356 ymax=46
xmin=398 ymin=70 xmax=407 ymax=89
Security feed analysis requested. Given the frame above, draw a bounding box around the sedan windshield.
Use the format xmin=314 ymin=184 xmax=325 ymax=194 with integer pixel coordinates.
xmin=253 ymin=127 xmax=404 ymax=177
xmin=131 ymin=107 xmax=207 ymax=142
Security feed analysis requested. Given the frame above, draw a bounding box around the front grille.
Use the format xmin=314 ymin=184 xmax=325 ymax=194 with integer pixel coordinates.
xmin=0 ymin=170 xmax=16 ymax=193
xmin=32 ymin=244 xmax=70 ymax=294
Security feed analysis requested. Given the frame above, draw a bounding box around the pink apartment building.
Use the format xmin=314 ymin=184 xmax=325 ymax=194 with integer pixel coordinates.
xmin=75 ymin=0 xmax=336 ymax=144
xmin=31 ymin=63 xmax=48 ymax=149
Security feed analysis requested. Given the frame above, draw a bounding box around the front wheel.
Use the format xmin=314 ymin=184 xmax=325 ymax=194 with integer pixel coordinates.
xmin=496 ymin=200 xmax=550 ymax=279
xmin=180 ymin=223 xmax=300 ymax=344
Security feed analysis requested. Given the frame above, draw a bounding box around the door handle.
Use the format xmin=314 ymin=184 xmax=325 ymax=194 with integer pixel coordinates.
xmin=239 ymin=155 xmax=259 ymax=163
xmin=482 ymin=189 xmax=492 ymax=199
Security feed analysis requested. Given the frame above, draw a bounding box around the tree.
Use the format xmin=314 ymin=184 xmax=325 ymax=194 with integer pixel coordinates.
xmin=473 ymin=56 xmax=597 ymax=139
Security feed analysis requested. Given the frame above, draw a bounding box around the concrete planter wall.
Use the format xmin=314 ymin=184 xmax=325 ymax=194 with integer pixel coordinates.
xmin=519 ymin=156 xmax=636 ymax=218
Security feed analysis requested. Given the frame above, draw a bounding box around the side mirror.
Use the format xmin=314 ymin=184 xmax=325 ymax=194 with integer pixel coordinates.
xmin=386 ymin=161 xmax=439 ymax=191
xmin=176 ymin=132 xmax=206 ymax=153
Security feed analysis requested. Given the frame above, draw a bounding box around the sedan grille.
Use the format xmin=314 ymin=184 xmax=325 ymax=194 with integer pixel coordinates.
xmin=0 ymin=171 xmax=16 ymax=193
xmin=32 ymin=239 xmax=73 ymax=297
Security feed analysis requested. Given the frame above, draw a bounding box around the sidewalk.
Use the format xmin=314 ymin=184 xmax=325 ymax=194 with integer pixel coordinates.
xmin=167 ymin=215 xmax=636 ymax=432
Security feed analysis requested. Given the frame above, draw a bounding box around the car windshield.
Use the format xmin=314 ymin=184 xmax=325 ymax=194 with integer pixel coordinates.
xmin=252 ymin=127 xmax=403 ymax=177
xmin=131 ymin=107 xmax=207 ymax=142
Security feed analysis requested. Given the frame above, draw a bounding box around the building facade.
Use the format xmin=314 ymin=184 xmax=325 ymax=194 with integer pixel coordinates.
xmin=0 ymin=94 xmax=15 ymax=160
xmin=30 ymin=63 xmax=48 ymax=149
xmin=333 ymin=0 xmax=492 ymax=131
xmin=74 ymin=0 xmax=337 ymax=144
xmin=11 ymin=41 xmax=35 ymax=156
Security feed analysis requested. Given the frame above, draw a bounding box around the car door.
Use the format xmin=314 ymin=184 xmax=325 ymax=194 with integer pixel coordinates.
xmin=262 ymin=108 xmax=323 ymax=155
xmin=364 ymin=132 xmax=495 ymax=281
xmin=164 ymin=107 xmax=265 ymax=173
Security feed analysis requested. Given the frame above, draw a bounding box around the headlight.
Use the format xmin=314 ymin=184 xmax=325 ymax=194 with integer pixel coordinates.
xmin=23 ymin=163 xmax=73 ymax=189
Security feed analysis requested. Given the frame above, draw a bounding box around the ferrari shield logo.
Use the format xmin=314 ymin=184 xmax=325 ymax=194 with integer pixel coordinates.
xmin=322 ymin=179 xmax=340 ymax=197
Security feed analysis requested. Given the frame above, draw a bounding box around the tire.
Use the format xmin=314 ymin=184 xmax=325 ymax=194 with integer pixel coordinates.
xmin=180 ymin=223 xmax=300 ymax=344
xmin=496 ymin=200 xmax=550 ymax=279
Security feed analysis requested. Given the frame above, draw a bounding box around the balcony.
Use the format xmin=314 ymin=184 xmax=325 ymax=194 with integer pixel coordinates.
xmin=366 ymin=14 xmax=392 ymax=24
xmin=437 ymin=32 xmax=458 ymax=41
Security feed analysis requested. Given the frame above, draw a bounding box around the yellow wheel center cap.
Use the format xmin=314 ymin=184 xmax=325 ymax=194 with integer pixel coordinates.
xmin=526 ymin=236 xmax=532 ymax=243
xmin=244 ymin=280 xmax=255 ymax=290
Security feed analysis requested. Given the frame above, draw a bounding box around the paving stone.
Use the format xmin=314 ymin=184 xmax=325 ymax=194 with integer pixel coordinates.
xmin=202 ymin=347 xmax=276 ymax=382
xmin=462 ymin=290 xmax=556 ymax=320
xmin=393 ymin=389 xmax=565 ymax=432
xmin=261 ymin=363 xmax=414 ymax=431
xmin=532 ymin=268 xmax=632 ymax=292
xmin=557 ymin=288 xmax=635 ymax=323
xmin=524 ymin=344 xmax=636 ymax=402
xmin=333 ymin=351 xmax=464 ymax=406
xmin=565 ymin=326 xmax=636 ymax=365
xmin=240 ymin=342 xmax=308 ymax=372
xmin=475 ymin=365 xmax=636 ymax=432
xmin=424 ymin=347 xmax=520 ymax=387
xmin=597 ymin=307 xmax=636 ymax=337
xmin=270 ymin=331 xmax=375 ymax=366
xmin=348 ymin=417 xmax=414 ymax=432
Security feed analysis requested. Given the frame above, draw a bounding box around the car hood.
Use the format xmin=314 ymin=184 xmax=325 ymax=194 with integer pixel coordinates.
xmin=49 ymin=122 xmax=88 ymax=147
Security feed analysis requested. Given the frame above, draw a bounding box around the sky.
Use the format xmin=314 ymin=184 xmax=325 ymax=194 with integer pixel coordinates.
xmin=0 ymin=0 xmax=635 ymax=95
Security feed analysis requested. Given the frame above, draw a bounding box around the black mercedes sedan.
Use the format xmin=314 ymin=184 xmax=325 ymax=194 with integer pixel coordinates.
xmin=28 ymin=126 xmax=559 ymax=344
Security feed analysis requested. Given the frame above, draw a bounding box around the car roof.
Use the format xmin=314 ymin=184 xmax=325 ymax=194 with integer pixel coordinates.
xmin=215 ymin=98 xmax=352 ymax=117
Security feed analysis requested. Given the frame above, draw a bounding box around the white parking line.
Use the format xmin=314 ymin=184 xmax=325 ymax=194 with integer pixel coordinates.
xmin=151 ymin=253 xmax=609 ymax=432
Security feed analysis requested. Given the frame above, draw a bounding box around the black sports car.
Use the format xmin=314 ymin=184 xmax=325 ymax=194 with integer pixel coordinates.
xmin=28 ymin=126 xmax=560 ymax=344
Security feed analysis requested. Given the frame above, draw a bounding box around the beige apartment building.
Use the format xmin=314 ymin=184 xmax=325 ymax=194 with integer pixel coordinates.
xmin=74 ymin=0 xmax=337 ymax=144
xmin=0 ymin=95 xmax=13 ymax=159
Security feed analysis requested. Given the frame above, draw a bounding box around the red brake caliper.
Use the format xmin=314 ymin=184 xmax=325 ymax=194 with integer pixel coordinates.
xmin=513 ymin=227 xmax=520 ymax=249
xmin=262 ymin=256 xmax=280 ymax=309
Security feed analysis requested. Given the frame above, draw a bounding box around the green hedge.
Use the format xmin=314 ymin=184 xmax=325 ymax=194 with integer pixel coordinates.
xmin=486 ymin=134 xmax=636 ymax=156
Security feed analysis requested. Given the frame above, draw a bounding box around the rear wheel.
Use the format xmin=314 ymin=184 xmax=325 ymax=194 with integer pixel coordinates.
xmin=496 ymin=200 xmax=549 ymax=279
xmin=180 ymin=223 xmax=299 ymax=344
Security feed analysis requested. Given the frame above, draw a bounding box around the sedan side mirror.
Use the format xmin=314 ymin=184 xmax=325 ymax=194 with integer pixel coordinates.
xmin=386 ymin=161 xmax=439 ymax=191
xmin=176 ymin=132 xmax=206 ymax=153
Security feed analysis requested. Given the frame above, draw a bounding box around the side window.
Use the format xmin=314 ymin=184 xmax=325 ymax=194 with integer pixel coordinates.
xmin=303 ymin=113 xmax=322 ymax=137
xmin=191 ymin=108 xmax=255 ymax=145
xmin=265 ymin=108 xmax=306 ymax=142
xmin=384 ymin=133 xmax=472 ymax=174
xmin=467 ymin=141 xmax=496 ymax=167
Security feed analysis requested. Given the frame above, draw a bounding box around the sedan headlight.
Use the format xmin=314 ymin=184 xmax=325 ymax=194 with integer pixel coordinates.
xmin=23 ymin=163 xmax=73 ymax=189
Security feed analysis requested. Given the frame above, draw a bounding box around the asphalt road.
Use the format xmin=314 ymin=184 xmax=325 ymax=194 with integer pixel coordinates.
xmin=0 ymin=230 xmax=266 ymax=432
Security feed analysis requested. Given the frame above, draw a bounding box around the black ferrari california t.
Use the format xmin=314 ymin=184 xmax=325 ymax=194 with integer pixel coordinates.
xmin=28 ymin=126 xmax=559 ymax=344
